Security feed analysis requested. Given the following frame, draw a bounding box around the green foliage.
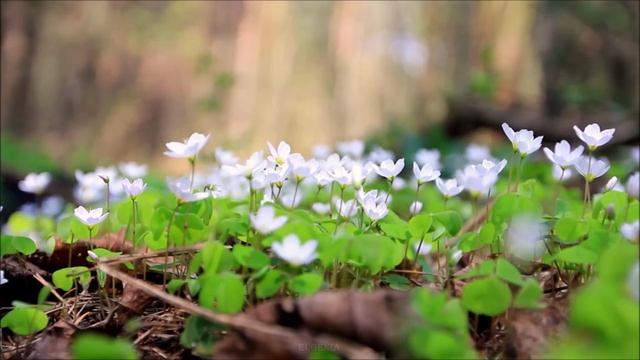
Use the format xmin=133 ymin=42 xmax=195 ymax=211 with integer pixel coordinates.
xmin=1 ymin=307 xmax=48 ymax=336
xmin=71 ymin=333 xmax=138 ymax=360
xmin=407 ymin=289 xmax=476 ymax=359
xmin=199 ymin=272 xmax=245 ymax=314
xmin=288 ymin=272 xmax=324 ymax=295
xmin=52 ymin=267 xmax=91 ymax=291
xmin=1 ymin=235 xmax=37 ymax=256
xmin=462 ymin=276 xmax=512 ymax=316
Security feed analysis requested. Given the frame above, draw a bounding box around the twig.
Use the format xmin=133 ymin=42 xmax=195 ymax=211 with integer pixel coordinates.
xmin=97 ymin=263 xmax=380 ymax=359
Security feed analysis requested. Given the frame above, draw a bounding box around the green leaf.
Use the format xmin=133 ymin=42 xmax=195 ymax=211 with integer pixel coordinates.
xmin=458 ymin=233 xmax=482 ymax=252
xmin=1 ymin=307 xmax=48 ymax=335
xmin=7 ymin=212 xmax=34 ymax=234
xmin=478 ymin=222 xmax=496 ymax=245
xmin=256 ymin=269 xmax=286 ymax=299
xmin=11 ymin=236 xmax=37 ymax=255
xmin=71 ymin=333 xmax=138 ymax=359
xmin=199 ymin=273 xmax=245 ymax=314
xmin=555 ymin=245 xmax=598 ymax=264
xmin=456 ymin=260 xmax=496 ymax=280
xmin=380 ymin=222 xmax=410 ymax=240
xmin=495 ymin=258 xmax=524 ymax=285
xmin=288 ymin=273 xmax=324 ymax=295
xmin=513 ymin=279 xmax=544 ymax=309
xmin=409 ymin=214 xmax=433 ymax=238
xmin=593 ymin=190 xmax=628 ymax=225
xmin=491 ymin=193 xmax=542 ymax=225
xmin=381 ymin=273 xmax=411 ymax=290
xmin=167 ymin=279 xmax=186 ymax=294
xmin=432 ymin=211 xmax=463 ymax=235
xmin=555 ymin=217 xmax=588 ymax=244
xmin=461 ymin=277 xmax=511 ymax=316
xmin=232 ymin=245 xmax=270 ymax=270
xmin=0 ymin=235 xmax=18 ymax=256
xmin=52 ymin=267 xmax=91 ymax=291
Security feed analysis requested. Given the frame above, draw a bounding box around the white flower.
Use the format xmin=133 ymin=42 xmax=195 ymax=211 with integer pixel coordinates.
xmin=413 ymin=162 xmax=440 ymax=185
xmin=631 ymin=146 xmax=640 ymax=166
xmin=223 ymin=151 xmax=266 ymax=178
xmin=311 ymin=202 xmax=331 ymax=215
xmin=329 ymin=166 xmax=351 ymax=186
xmin=313 ymin=171 xmax=332 ymax=188
xmin=415 ymin=149 xmax=441 ymax=170
xmin=627 ymin=172 xmax=639 ymax=199
xmin=271 ymin=235 xmax=318 ymax=266
xmin=456 ymin=164 xmax=497 ymax=196
xmin=164 ymin=133 xmax=210 ymax=158
xmin=0 ymin=270 xmax=7 ymax=285
xmin=478 ymin=159 xmax=507 ymax=177
xmin=414 ymin=242 xmax=432 ymax=256
xmin=334 ymin=198 xmax=358 ymax=218
xmin=501 ymin=123 xmax=543 ymax=156
xmin=74 ymin=206 xmax=108 ymax=227
xmin=375 ymin=159 xmax=405 ymax=180
xmin=362 ymin=198 xmax=388 ymax=221
xmin=279 ymin=189 xmax=303 ymax=209
xmin=505 ymin=215 xmax=546 ymax=261
xmin=620 ymin=221 xmax=639 ymax=242
xmin=121 ymin=178 xmax=147 ymax=198
xmin=574 ymin=156 xmax=609 ymax=182
xmin=215 ymin=148 xmax=238 ymax=166
xmin=166 ymin=177 xmax=210 ymax=202
xmin=18 ymin=172 xmax=51 ymax=194
xmin=287 ymin=154 xmax=318 ymax=181
xmin=95 ymin=166 xmax=118 ymax=183
xmin=41 ymin=196 xmax=65 ymax=217
xmin=552 ymin=165 xmax=573 ymax=182
xmin=350 ymin=163 xmax=371 ymax=189
xmin=543 ymin=140 xmax=584 ymax=169
xmin=628 ymin=261 xmax=639 ymax=301
xmin=604 ymin=177 xmax=620 ymax=192
xmin=119 ymin=162 xmax=148 ymax=178
xmin=267 ymin=141 xmax=292 ymax=166
xmin=465 ymin=144 xmax=491 ymax=163
xmin=367 ymin=146 xmax=394 ymax=164
xmin=337 ymin=140 xmax=365 ymax=159
xmin=409 ymin=201 xmax=423 ymax=215
xmin=250 ymin=206 xmax=287 ymax=235
xmin=392 ymin=177 xmax=407 ymax=190
xmin=313 ymin=144 xmax=331 ymax=160
xmin=573 ymin=123 xmax=615 ymax=151
xmin=436 ymin=178 xmax=464 ymax=199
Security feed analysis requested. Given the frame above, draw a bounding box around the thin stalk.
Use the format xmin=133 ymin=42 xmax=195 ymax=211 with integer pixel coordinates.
xmin=312 ymin=185 xmax=322 ymax=204
xmin=163 ymin=204 xmax=180 ymax=289
xmin=291 ymin=179 xmax=300 ymax=208
xmin=412 ymin=182 xmax=422 ymax=219
xmin=329 ymin=182 xmax=335 ymax=216
xmin=507 ymin=150 xmax=516 ymax=192
xmin=88 ymin=227 xmax=94 ymax=250
xmin=189 ymin=157 xmax=196 ymax=191
xmin=384 ymin=178 xmax=394 ymax=204
xmin=515 ymin=155 xmax=526 ymax=192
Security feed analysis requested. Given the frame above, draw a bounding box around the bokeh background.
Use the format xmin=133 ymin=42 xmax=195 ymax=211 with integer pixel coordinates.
xmin=1 ymin=0 xmax=639 ymax=174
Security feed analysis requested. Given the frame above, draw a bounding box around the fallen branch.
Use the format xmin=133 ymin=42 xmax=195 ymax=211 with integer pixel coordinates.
xmin=97 ymin=262 xmax=380 ymax=359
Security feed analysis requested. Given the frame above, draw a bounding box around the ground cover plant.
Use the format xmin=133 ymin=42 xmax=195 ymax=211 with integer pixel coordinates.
xmin=0 ymin=123 xmax=638 ymax=359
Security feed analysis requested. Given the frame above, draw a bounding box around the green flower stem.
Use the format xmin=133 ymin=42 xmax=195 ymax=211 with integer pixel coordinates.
xmin=384 ymin=178 xmax=394 ymax=205
xmin=88 ymin=226 xmax=94 ymax=250
xmin=189 ymin=156 xmax=196 ymax=191
xmin=507 ymin=150 xmax=517 ymax=192
xmin=163 ymin=203 xmax=181 ymax=289
xmin=291 ymin=179 xmax=301 ymax=208
xmin=328 ymin=182 xmax=335 ymax=217
xmin=515 ymin=155 xmax=526 ymax=192
xmin=412 ymin=183 xmax=422 ymax=219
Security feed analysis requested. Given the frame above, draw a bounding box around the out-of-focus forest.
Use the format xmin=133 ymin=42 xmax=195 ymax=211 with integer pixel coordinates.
xmin=1 ymin=1 xmax=638 ymax=171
